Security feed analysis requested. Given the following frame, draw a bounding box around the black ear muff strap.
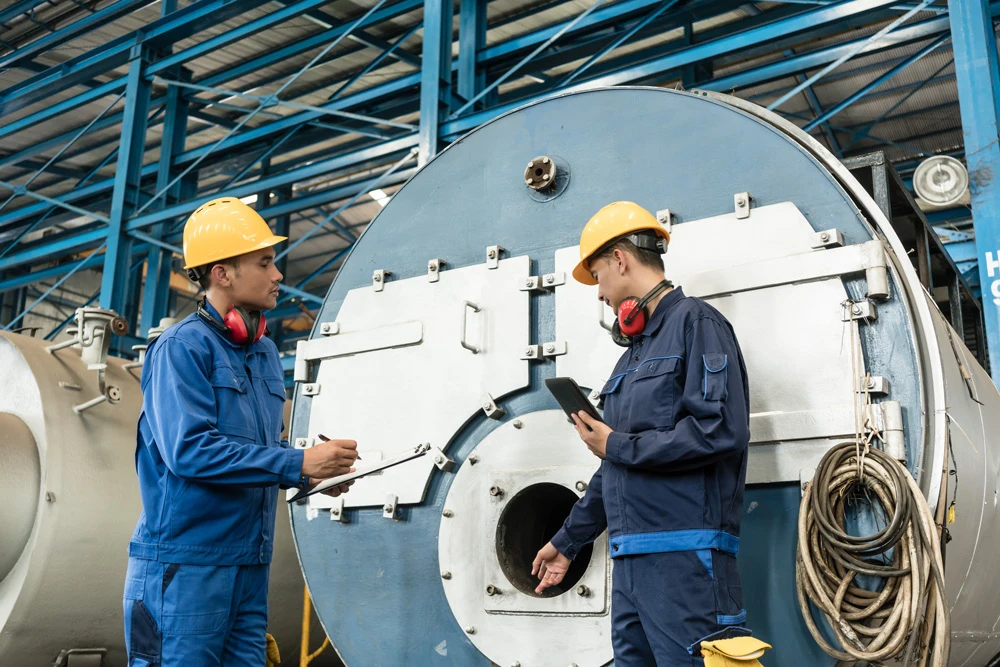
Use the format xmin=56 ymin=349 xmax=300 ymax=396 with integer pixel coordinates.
xmin=622 ymin=279 xmax=673 ymax=326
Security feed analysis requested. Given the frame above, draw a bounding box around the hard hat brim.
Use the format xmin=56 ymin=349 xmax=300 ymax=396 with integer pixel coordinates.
xmin=572 ymin=259 xmax=598 ymax=285
xmin=182 ymin=234 xmax=287 ymax=270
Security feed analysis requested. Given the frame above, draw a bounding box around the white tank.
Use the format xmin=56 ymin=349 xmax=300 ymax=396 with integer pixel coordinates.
xmin=0 ymin=327 xmax=338 ymax=666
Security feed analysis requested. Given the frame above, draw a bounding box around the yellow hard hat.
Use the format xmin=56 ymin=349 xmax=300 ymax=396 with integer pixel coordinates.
xmin=572 ymin=201 xmax=670 ymax=285
xmin=182 ymin=197 xmax=286 ymax=270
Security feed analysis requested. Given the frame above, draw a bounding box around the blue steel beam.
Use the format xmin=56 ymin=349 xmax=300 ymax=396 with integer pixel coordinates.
xmin=101 ymin=48 xmax=152 ymax=315
xmin=842 ymin=55 xmax=955 ymax=150
xmin=949 ymin=0 xmax=1000 ymax=380
xmin=140 ymin=66 xmax=192 ymax=336
xmin=0 ymin=0 xmax=52 ymax=26
xmin=802 ymin=33 xmax=950 ymax=131
xmin=458 ymin=0 xmax=487 ymax=104
xmin=0 ymin=0 xmax=152 ymax=73
xmin=419 ymin=0 xmax=454 ymax=166
xmin=700 ymin=6 xmax=975 ymax=91
xmin=0 ymin=0 xmax=968 ymax=274
xmin=195 ymin=0 xmax=423 ymax=90
xmin=0 ymin=0 xmax=274 ymax=117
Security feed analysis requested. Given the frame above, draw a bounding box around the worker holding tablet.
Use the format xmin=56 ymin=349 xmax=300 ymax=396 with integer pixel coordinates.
xmin=533 ymin=202 xmax=755 ymax=666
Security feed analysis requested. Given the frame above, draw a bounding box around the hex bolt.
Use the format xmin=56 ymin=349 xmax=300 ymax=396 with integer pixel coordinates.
xmin=575 ymin=480 xmax=587 ymax=492
xmin=852 ymin=305 xmax=862 ymax=315
xmin=465 ymin=627 xmax=476 ymax=635
xmin=525 ymin=348 xmax=535 ymax=357
xmin=486 ymin=584 xmax=500 ymax=596
xmin=820 ymin=232 xmax=830 ymax=242
xmin=488 ymin=249 xmax=497 ymax=259
xmin=374 ymin=274 xmax=382 ymax=282
xmin=483 ymin=402 xmax=493 ymax=410
xmin=736 ymin=196 xmax=747 ymax=207
xmin=383 ymin=503 xmax=394 ymax=513
xmin=513 ymin=420 xmax=523 ymax=429
xmin=435 ymin=455 xmax=445 ymax=465
xmin=441 ymin=571 xmax=452 ymax=580
xmin=576 ymin=584 xmax=591 ymax=597
xmin=541 ymin=157 xmax=550 ymax=164
xmin=525 ymin=278 xmax=534 ymax=287
xmin=442 ymin=509 xmax=454 ymax=518
xmin=542 ymin=173 xmax=550 ymax=180
xmin=545 ymin=275 xmax=554 ymax=284
xmin=468 ymin=454 xmax=479 ymax=465
xmin=489 ymin=485 xmax=504 ymax=498
xmin=545 ymin=344 xmax=556 ymax=353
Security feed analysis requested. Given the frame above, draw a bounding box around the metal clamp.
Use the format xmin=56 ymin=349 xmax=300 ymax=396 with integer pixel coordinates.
xmin=428 ymin=258 xmax=445 ymax=282
xmin=656 ymin=208 xmax=673 ymax=233
xmin=734 ymin=192 xmax=752 ymax=219
xmin=521 ymin=345 xmax=543 ymax=361
xmin=481 ymin=393 xmax=506 ymax=420
xmin=373 ymin=269 xmax=390 ymax=292
xmin=383 ymin=494 xmax=399 ymax=520
xmin=320 ymin=322 xmax=340 ymax=336
xmin=461 ymin=301 xmax=482 ymax=354
xmin=430 ymin=446 xmax=456 ymax=472
xmin=486 ymin=245 xmax=504 ymax=269
xmin=842 ymin=300 xmax=878 ymax=323
xmin=329 ymin=496 xmax=347 ymax=523
xmin=519 ymin=272 xmax=565 ymax=292
xmin=859 ymin=376 xmax=890 ymax=397
xmin=302 ymin=383 xmax=321 ymax=396
xmin=541 ymin=341 xmax=567 ymax=358
xmin=811 ymin=229 xmax=845 ymax=249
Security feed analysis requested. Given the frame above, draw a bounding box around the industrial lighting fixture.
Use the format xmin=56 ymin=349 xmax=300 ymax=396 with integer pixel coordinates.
xmin=369 ymin=189 xmax=390 ymax=207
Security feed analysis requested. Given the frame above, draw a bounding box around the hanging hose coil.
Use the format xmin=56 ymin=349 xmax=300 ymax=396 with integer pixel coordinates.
xmin=796 ymin=443 xmax=950 ymax=666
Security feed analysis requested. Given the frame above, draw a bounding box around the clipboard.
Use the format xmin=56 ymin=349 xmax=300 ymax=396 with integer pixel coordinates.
xmin=287 ymin=443 xmax=431 ymax=503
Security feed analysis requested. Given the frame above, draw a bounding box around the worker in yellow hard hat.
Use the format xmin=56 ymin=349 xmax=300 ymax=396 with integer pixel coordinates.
xmin=533 ymin=202 xmax=767 ymax=666
xmin=123 ymin=197 xmax=359 ymax=667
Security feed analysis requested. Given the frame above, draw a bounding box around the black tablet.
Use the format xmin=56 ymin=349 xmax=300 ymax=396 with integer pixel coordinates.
xmin=544 ymin=377 xmax=604 ymax=425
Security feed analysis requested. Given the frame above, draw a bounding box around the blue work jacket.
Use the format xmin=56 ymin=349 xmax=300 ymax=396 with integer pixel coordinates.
xmin=552 ymin=287 xmax=750 ymax=565
xmin=128 ymin=303 xmax=305 ymax=566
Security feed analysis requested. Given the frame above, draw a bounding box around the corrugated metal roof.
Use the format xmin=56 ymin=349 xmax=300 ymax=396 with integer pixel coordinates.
xmin=0 ymin=0 xmax=985 ymax=278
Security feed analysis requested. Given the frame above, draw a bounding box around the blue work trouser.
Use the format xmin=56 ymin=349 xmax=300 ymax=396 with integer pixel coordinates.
xmin=611 ymin=550 xmax=748 ymax=666
xmin=123 ymin=557 xmax=270 ymax=667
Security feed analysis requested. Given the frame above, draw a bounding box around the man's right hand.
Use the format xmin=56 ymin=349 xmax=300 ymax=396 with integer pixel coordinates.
xmin=301 ymin=438 xmax=358 ymax=479
xmin=531 ymin=541 xmax=572 ymax=594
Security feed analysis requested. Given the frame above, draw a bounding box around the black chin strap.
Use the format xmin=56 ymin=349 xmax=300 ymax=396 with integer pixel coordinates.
xmin=622 ymin=279 xmax=672 ymax=325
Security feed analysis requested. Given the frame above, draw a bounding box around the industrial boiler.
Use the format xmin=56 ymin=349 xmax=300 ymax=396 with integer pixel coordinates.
xmin=287 ymin=87 xmax=1000 ymax=667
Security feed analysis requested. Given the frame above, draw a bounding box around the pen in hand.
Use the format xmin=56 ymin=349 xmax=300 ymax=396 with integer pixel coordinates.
xmin=318 ymin=433 xmax=361 ymax=460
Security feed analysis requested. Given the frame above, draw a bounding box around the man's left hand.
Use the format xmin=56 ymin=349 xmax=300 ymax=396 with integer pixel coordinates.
xmin=571 ymin=412 xmax=612 ymax=459
xmin=307 ymin=472 xmax=355 ymax=497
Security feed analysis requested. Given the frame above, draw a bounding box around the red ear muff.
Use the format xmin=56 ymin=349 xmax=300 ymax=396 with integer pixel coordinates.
xmin=222 ymin=306 xmax=267 ymax=346
xmin=223 ymin=307 xmax=250 ymax=345
xmin=617 ymin=297 xmax=647 ymax=337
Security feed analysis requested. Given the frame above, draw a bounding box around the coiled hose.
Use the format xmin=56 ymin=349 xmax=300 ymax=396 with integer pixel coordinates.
xmin=796 ymin=443 xmax=950 ymax=666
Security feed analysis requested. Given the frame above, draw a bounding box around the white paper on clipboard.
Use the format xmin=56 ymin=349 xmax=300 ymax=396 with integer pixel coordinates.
xmin=287 ymin=443 xmax=431 ymax=503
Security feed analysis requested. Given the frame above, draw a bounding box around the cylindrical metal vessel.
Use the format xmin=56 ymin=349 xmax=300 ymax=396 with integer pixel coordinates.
xmin=287 ymin=88 xmax=1000 ymax=666
xmin=0 ymin=331 xmax=336 ymax=666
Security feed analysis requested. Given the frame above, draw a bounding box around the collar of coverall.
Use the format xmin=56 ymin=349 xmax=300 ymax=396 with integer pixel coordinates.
xmin=631 ymin=285 xmax=686 ymax=339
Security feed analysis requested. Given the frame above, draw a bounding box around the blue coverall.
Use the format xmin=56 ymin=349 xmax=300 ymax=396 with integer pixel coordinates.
xmin=123 ymin=302 xmax=306 ymax=666
xmin=551 ymin=287 xmax=751 ymax=666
